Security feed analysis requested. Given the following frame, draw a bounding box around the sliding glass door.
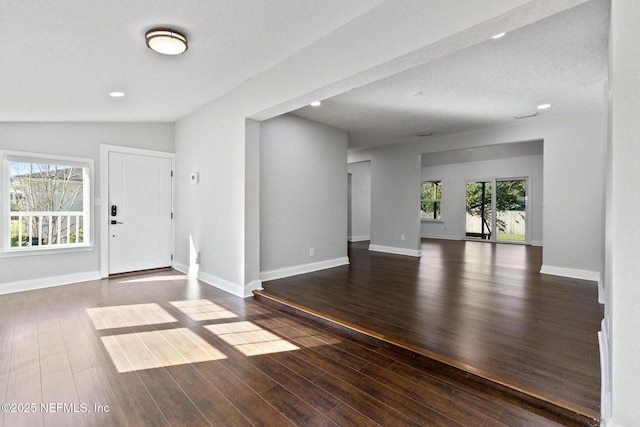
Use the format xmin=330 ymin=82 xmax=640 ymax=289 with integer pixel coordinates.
xmin=465 ymin=178 xmax=528 ymax=243
xmin=465 ymin=181 xmax=493 ymax=240
xmin=496 ymin=179 xmax=527 ymax=242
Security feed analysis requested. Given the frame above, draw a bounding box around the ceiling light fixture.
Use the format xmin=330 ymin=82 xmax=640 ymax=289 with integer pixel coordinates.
xmin=145 ymin=28 xmax=188 ymax=55
xmin=310 ymin=101 xmax=321 ymax=107
xmin=109 ymin=91 xmax=125 ymax=97
xmin=491 ymin=32 xmax=506 ymax=39
xmin=537 ymin=103 xmax=552 ymax=109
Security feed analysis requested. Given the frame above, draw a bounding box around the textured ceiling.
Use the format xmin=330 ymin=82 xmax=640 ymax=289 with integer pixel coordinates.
xmin=292 ymin=0 xmax=610 ymax=150
xmin=1 ymin=1 xmax=609 ymax=152
xmin=0 ymin=0 xmax=384 ymax=122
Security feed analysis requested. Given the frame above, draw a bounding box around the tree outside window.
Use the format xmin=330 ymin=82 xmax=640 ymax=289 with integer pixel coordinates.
xmin=420 ymin=180 xmax=442 ymax=221
xmin=6 ymin=154 xmax=90 ymax=250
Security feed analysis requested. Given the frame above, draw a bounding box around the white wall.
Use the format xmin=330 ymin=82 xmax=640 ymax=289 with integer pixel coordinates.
xmin=244 ymin=119 xmax=262 ymax=290
xmin=421 ymin=152 xmax=543 ymax=245
xmin=175 ymin=0 xmax=565 ymax=298
xmin=260 ymin=114 xmax=348 ymax=279
xmin=605 ymin=1 xmax=640 ymax=425
xmin=347 ymin=161 xmax=371 ymax=242
xmin=369 ymin=143 xmax=423 ymax=256
xmin=0 ymin=122 xmax=174 ymax=293
xmin=350 ymin=111 xmax=605 ymax=280
xmin=174 ymin=98 xmax=249 ymax=297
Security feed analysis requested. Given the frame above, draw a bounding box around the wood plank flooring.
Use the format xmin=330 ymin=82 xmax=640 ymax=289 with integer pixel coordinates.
xmin=0 ymin=268 xmax=573 ymax=426
xmin=258 ymin=239 xmax=603 ymax=426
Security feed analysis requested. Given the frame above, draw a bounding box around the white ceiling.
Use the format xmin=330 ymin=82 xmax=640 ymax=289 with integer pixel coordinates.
xmin=1 ymin=1 xmax=609 ymax=152
xmin=0 ymin=0 xmax=384 ymax=122
xmin=421 ymin=140 xmax=543 ymax=167
xmin=292 ymin=0 xmax=610 ymax=150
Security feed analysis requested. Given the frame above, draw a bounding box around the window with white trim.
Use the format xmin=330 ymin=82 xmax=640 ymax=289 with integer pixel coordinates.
xmin=3 ymin=151 xmax=92 ymax=252
xmin=420 ymin=180 xmax=442 ymax=221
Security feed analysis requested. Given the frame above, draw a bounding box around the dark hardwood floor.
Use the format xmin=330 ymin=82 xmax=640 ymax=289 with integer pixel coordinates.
xmin=0 ymin=266 xmax=576 ymax=426
xmin=257 ymin=239 xmax=603 ymax=426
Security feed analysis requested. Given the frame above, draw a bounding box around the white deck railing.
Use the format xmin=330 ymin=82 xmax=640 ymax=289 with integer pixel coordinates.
xmin=10 ymin=211 xmax=84 ymax=247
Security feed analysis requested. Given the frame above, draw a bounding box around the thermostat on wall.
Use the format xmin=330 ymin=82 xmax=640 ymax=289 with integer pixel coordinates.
xmin=190 ymin=172 xmax=199 ymax=184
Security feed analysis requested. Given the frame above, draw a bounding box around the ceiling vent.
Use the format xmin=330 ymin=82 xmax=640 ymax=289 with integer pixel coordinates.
xmin=514 ymin=112 xmax=539 ymax=120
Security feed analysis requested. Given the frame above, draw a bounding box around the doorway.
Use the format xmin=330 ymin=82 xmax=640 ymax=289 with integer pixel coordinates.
xmin=465 ymin=178 xmax=528 ymax=243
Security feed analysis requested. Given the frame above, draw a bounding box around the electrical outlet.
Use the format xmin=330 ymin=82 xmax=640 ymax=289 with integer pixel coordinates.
xmin=309 ymin=247 xmax=314 ymax=256
xmin=195 ymin=252 xmax=201 ymax=265
xmin=401 ymin=234 xmax=405 ymax=241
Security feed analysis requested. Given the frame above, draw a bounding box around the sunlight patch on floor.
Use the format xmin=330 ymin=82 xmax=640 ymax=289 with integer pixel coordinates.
xmin=102 ymin=328 xmax=227 ymax=373
xmin=205 ymin=321 xmax=299 ymax=356
xmin=87 ymin=303 xmax=177 ymax=330
xmin=170 ymin=299 xmax=238 ymax=321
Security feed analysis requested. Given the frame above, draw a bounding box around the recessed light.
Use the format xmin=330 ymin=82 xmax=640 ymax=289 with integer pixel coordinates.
xmin=109 ymin=91 xmax=125 ymax=98
xmin=310 ymin=101 xmax=321 ymax=107
xmin=537 ymin=103 xmax=551 ymax=109
xmin=491 ymin=32 xmax=506 ymax=39
xmin=145 ymin=28 xmax=188 ymax=55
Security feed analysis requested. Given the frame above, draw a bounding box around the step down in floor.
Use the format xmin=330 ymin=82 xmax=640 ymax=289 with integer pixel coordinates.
xmin=253 ymin=290 xmax=600 ymax=427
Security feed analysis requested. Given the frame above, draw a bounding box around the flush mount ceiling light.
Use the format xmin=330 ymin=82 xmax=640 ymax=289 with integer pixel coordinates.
xmin=145 ymin=28 xmax=188 ymax=55
xmin=109 ymin=91 xmax=125 ymax=97
xmin=491 ymin=32 xmax=506 ymax=39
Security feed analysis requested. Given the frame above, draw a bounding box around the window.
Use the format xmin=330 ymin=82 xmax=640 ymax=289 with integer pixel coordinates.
xmin=3 ymin=151 xmax=92 ymax=252
xmin=420 ymin=180 xmax=442 ymax=221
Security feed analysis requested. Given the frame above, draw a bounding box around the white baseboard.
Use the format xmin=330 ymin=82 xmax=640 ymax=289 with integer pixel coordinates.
xmin=368 ymin=244 xmax=421 ymax=257
xmin=540 ymin=265 xmax=600 ymax=283
xmin=531 ymin=240 xmax=543 ymax=247
xmin=261 ymin=257 xmax=350 ymax=282
xmin=420 ymin=234 xmax=462 ymax=241
xmin=599 ymin=326 xmax=611 ymax=424
xmin=173 ymin=261 xmax=202 ymax=278
xmin=197 ymin=270 xmax=245 ymax=298
xmin=160 ymin=262 xmax=261 ymax=298
xmin=172 ymin=261 xmax=189 ymax=275
xmin=348 ymin=235 xmax=371 ymax=242
xmin=0 ymin=271 xmax=101 ymax=296
xmin=244 ymin=280 xmax=263 ymax=298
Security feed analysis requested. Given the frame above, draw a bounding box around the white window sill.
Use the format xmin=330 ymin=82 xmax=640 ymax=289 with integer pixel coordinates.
xmin=421 ymin=219 xmax=445 ymax=223
xmin=0 ymin=244 xmax=95 ymax=258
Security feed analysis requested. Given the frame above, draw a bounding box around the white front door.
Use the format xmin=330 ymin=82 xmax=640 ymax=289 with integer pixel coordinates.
xmin=108 ymin=152 xmax=172 ymax=274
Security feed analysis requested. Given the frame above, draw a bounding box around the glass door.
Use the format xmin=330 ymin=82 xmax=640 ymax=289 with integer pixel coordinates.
xmin=465 ymin=181 xmax=493 ymax=240
xmin=496 ymin=179 xmax=527 ymax=243
xmin=465 ymin=178 xmax=528 ymax=243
